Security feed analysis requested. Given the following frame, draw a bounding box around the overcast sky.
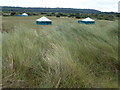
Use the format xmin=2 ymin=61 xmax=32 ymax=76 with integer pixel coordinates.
xmin=0 ymin=0 xmax=119 ymax=12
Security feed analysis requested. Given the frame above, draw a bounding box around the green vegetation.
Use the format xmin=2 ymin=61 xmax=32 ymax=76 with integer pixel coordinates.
xmin=2 ymin=6 xmax=101 ymax=13
xmin=2 ymin=16 xmax=118 ymax=88
xmin=2 ymin=6 xmax=120 ymax=21
xmin=2 ymin=11 xmax=119 ymax=21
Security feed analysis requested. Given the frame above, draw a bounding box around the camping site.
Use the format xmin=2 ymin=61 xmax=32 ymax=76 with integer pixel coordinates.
xmin=0 ymin=1 xmax=119 ymax=88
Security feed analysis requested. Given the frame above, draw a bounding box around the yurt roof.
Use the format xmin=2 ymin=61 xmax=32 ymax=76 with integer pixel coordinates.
xmin=22 ymin=13 xmax=28 ymax=15
xmin=36 ymin=16 xmax=52 ymax=22
xmin=81 ymin=17 xmax=95 ymax=21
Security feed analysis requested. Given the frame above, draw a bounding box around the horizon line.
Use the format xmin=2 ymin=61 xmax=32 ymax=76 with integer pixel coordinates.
xmin=0 ymin=5 xmax=118 ymax=13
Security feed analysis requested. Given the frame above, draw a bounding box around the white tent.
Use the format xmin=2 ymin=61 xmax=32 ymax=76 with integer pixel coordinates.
xmin=81 ymin=17 xmax=95 ymax=22
xmin=22 ymin=13 xmax=28 ymax=16
xmin=36 ymin=16 xmax=52 ymax=25
xmin=78 ymin=17 xmax=95 ymax=24
xmin=36 ymin=16 xmax=52 ymax=22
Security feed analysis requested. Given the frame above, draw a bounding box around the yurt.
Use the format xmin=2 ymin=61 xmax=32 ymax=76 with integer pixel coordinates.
xmin=36 ymin=16 xmax=52 ymax=25
xmin=78 ymin=17 xmax=95 ymax=24
xmin=18 ymin=13 xmax=28 ymax=16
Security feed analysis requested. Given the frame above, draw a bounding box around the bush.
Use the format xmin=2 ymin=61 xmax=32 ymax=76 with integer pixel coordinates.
xmin=56 ymin=15 xmax=60 ymax=18
xmin=75 ymin=16 xmax=80 ymax=19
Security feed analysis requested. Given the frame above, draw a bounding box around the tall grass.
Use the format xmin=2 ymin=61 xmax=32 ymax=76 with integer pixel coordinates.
xmin=2 ymin=17 xmax=118 ymax=88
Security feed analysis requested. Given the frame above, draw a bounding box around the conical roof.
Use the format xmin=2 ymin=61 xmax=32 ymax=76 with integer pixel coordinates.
xmin=36 ymin=16 xmax=52 ymax=22
xmin=82 ymin=17 xmax=95 ymax=21
xmin=22 ymin=13 xmax=28 ymax=16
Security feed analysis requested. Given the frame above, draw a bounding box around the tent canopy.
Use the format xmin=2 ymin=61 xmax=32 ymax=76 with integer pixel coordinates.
xmin=36 ymin=16 xmax=52 ymax=25
xmin=22 ymin=13 xmax=28 ymax=16
xmin=36 ymin=16 xmax=52 ymax=22
xmin=81 ymin=17 xmax=95 ymax=22
xmin=78 ymin=17 xmax=95 ymax=24
xmin=18 ymin=13 xmax=28 ymax=16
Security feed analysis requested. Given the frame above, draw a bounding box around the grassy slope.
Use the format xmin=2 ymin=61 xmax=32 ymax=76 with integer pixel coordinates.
xmin=2 ymin=16 xmax=118 ymax=88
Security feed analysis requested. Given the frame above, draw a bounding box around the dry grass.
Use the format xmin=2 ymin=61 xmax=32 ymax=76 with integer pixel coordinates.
xmin=2 ymin=16 xmax=118 ymax=88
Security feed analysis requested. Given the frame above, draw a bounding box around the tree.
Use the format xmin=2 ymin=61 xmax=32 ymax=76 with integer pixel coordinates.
xmin=10 ymin=12 xmax=16 ymax=16
xmin=75 ymin=16 xmax=80 ymax=19
xmin=56 ymin=15 xmax=60 ymax=18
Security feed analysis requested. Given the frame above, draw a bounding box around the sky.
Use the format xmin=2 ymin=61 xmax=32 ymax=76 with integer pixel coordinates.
xmin=0 ymin=0 xmax=119 ymax=12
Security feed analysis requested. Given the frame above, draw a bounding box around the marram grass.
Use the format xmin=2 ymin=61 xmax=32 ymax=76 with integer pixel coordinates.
xmin=2 ymin=17 xmax=118 ymax=88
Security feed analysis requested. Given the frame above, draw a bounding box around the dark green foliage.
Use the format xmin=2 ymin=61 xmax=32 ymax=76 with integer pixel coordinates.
xmin=56 ymin=15 xmax=60 ymax=18
xmin=2 ymin=6 xmax=101 ymax=13
xmin=10 ymin=12 xmax=17 ymax=16
xmin=2 ymin=6 xmax=119 ymax=21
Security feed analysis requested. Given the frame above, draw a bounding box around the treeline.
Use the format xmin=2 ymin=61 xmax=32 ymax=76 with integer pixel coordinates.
xmin=2 ymin=6 xmax=101 ymax=13
xmin=1 ymin=6 xmax=120 ymax=21
xmin=2 ymin=11 xmax=120 ymax=21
